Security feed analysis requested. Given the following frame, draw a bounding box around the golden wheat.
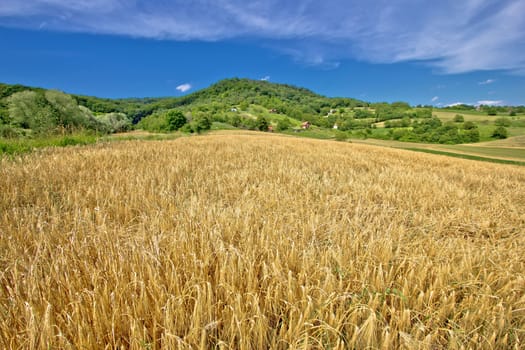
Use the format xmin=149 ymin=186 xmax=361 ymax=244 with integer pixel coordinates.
xmin=1 ymin=133 xmax=524 ymax=349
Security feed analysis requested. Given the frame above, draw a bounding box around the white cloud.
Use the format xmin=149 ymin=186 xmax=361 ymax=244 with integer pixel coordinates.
xmin=260 ymin=76 xmax=270 ymax=81
xmin=445 ymin=102 xmax=468 ymax=107
xmin=1 ymin=0 xmax=524 ymax=73
xmin=431 ymin=96 xmax=439 ymax=102
xmin=479 ymin=79 xmax=495 ymax=85
xmin=176 ymin=83 xmax=192 ymax=93
xmin=477 ymin=100 xmax=503 ymax=106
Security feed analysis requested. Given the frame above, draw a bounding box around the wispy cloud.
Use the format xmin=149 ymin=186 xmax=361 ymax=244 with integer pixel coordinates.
xmin=445 ymin=102 xmax=468 ymax=107
xmin=176 ymin=83 xmax=192 ymax=93
xmin=431 ymin=96 xmax=439 ymax=102
xmin=1 ymin=0 xmax=524 ymax=73
xmin=477 ymin=100 xmax=503 ymax=106
xmin=479 ymin=79 xmax=495 ymax=85
xmin=260 ymin=76 xmax=270 ymax=81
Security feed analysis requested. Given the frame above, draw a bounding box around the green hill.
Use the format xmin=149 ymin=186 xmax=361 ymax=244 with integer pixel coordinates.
xmin=1 ymin=78 xmax=524 ymax=146
xmin=0 ymin=78 xmax=368 ymax=136
xmin=74 ymin=78 xmax=368 ymax=124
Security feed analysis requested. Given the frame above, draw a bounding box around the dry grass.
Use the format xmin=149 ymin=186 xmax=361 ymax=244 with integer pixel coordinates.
xmin=1 ymin=134 xmax=524 ymax=349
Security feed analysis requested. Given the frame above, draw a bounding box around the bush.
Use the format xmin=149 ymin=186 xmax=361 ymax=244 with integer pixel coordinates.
xmin=166 ymin=110 xmax=187 ymax=131
xmin=180 ymin=124 xmax=194 ymax=133
xmin=256 ymin=116 xmax=269 ymax=131
xmin=492 ymin=126 xmax=508 ymax=139
xmin=193 ymin=115 xmax=212 ymax=133
xmin=486 ymin=107 xmax=498 ymax=116
xmin=334 ymin=131 xmax=348 ymax=141
xmin=0 ymin=125 xmax=23 ymax=138
xmin=494 ymin=117 xmax=511 ymax=127
xmin=96 ymin=112 xmax=132 ymax=133
xmin=276 ymin=118 xmax=291 ymax=131
xmin=453 ymin=114 xmax=464 ymax=122
xmin=229 ymin=114 xmax=242 ymax=127
xmin=462 ymin=121 xmax=477 ymax=130
xmin=462 ymin=128 xmax=480 ymax=143
xmin=392 ymin=129 xmax=407 ymax=140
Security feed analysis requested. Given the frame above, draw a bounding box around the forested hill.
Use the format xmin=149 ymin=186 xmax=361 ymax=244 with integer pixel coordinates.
xmin=1 ymin=78 xmax=367 ymax=126
xmin=74 ymin=78 xmax=368 ymax=123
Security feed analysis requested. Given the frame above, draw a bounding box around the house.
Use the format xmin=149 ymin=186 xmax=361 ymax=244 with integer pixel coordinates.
xmin=301 ymin=121 xmax=311 ymax=129
xmin=333 ymin=123 xmax=338 ymax=130
xmin=269 ymin=108 xmax=278 ymax=114
xmin=230 ymin=107 xmax=238 ymax=112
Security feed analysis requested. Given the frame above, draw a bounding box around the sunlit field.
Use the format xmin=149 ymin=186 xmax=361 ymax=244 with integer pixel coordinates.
xmin=1 ymin=133 xmax=524 ymax=349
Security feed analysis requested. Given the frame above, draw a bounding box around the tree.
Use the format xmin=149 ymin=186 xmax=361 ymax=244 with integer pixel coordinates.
xmin=276 ymin=118 xmax=291 ymax=131
xmin=165 ymin=110 xmax=187 ymax=131
xmin=486 ymin=107 xmax=498 ymax=116
xmin=230 ymin=114 xmax=242 ymax=127
xmin=7 ymin=90 xmax=54 ymax=132
xmin=453 ymin=114 xmax=464 ymax=122
xmin=45 ymin=90 xmax=83 ymax=128
xmin=96 ymin=112 xmax=132 ymax=133
xmin=256 ymin=116 xmax=269 ymax=131
xmin=462 ymin=121 xmax=477 ymax=130
xmin=334 ymin=131 xmax=348 ymax=141
xmin=494 ymin=117 xmax=511 ymax=127
xmin=239 ymin=101 xmax=249 ymax=111
xmin=463 ymin=128 xmax=480 ymax=143
xmin=194 ymin=115 xmax=211 ymax=133
xmin=492 ymin=126 xmax=508 ymax=139
xmin=0 ymin=100 xmax=9 ymax=124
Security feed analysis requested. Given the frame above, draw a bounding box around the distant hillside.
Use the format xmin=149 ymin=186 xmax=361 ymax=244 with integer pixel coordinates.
xmin=72 ymin=78 xmax=368 ymax=124
xmin=1 ymin=78 xmax=369 ymax=135
xmin=2 ymin=79 xmax=524 ymax=146
xmin=0 ymin=83 xmax=132 ymax=136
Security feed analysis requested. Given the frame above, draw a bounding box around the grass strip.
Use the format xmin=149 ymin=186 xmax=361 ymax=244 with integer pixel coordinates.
xmin=404 ymin=147 xmax=525 ymax=166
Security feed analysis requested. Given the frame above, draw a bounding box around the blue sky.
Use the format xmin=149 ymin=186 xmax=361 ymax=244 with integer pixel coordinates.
xmin=1 ymin=0 xmax=524 ymax=106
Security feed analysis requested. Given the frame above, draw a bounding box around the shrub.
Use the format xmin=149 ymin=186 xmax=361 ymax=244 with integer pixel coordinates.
xmin=453 ymin=114 xmax=464 ymax=122
xmin=180 ymin=124 xmax=194 ymax=133
xmin=463 ymin=128 xmax=480 ymax=143
xmin=392 ymin=129 xmax=407 ymax=140
xmin=256 ymin=116 xmax=269 ymax=131
xmin=0 ymin=125 xmax=23 ymax=138
xmin=276 ymin=118 xmax=291 ymax=131
xmin=334 ymin=131 xmax=348 ymax=141
xmin=229 ymin=114 xmax=242 ymax=127
xmin=492 ymin=126 xmax=508 ymax=139
xmin=494 ymin=117 xmax=511 ymax=127
xmin=166 ymin=110 xmax=187 ymax=131
xmin=193 ymin=115 xmax=212 ymax=133
xmin=486 ymin=107 xmax=498 ymax=116
xmin=462 ymin=121 xmax=477 ymax=130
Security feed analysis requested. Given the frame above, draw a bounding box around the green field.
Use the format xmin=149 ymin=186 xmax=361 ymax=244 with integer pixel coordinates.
xmin=441 ymin=145 xmax=525 ymax=160
xmin=353 ymin=136 xmax=525 ymax=165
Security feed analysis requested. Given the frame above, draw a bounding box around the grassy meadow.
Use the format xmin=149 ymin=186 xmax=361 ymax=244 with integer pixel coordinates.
xmin=1 ymin=132 xmax=524 ymax=349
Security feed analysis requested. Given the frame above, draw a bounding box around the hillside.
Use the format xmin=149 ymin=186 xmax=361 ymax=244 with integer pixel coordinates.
xmin=2 ymin=79 xmax=525 ymax=155
xmin=0 ymin=78 xmax=367 ymax=134
xmin=75 ymin=78 xmax=368 ymax=124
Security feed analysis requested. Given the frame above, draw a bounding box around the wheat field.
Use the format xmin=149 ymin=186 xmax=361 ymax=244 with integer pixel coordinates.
xmin=1 ymin=133 xmax=524 ymax=349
